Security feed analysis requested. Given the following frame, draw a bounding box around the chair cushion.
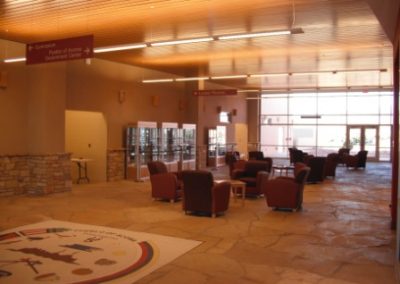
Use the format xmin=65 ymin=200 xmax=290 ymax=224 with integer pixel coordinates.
xmin=240 ymin=177 xmax=257 ymax=187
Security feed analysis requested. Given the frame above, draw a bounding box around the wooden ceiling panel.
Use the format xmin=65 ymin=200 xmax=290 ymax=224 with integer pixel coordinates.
xmin=0 ymin=0 xmax=393 ymax=90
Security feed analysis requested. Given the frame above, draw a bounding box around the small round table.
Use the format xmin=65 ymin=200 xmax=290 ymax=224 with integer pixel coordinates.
xmin=272 ymin=165 xmax=294 ymax=177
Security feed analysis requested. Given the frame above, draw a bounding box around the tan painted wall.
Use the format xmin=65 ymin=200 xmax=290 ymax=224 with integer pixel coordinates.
xmin=0 ymin=40 xmax=66 ymax=155
xmin=66 ymin=110 xmax=107 ymax=182
xmin=27 ymin=62 xmax=66 ymax=154
xmin=0 ymin=40 xmax=28 ymax=154
xmin=196 ymin=91 xmax=247 ymax=149
xmin=66 ymin=59 xmax=187 ymax=149
xmin=247 ymin=99 xmax=259 ymax=151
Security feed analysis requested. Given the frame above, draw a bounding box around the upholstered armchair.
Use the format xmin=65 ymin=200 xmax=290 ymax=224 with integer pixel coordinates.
xmin=231 ymin=160 xmax=270 ymax=197
xmin=181 ymin=170 xmax=231 ymax=217
xmin=290 ymin=149 xmax=312 ymax=164
xmin=324 ymin=153 xmax=339 ymax=178
xmin=147 ymin=161 xmax=182 ymax=203
xmin=225 ymin=151 xmax=245 ymax=178
xmin=248 ymin=151 xmax=273 ymax=172
xmin=305 ymin=156 xmax=326 ymax=183
xmin=263 ymin=163 xmax=310 ymax=211
xmin=338 ymin=148 xmax=350 ymax=165
xmin=345 ymin=150 xmax=368 ymax=169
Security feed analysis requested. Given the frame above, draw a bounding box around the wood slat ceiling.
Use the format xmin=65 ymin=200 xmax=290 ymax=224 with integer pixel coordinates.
xmin=0 ymin=0 xmax=393 ymax=90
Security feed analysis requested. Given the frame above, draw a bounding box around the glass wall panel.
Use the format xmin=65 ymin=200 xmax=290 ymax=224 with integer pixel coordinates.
xmin=260 ymin=115 xmax=288 ymax=125
xmin=289 ymin=96 xmax=317 ymax=115
xmin=260 ymin=125 xmax=289 ymax=146
xmin=261 ymin=97 xmax=288 ymax=114
xmin=347 ymin=94 xmax=380 ymax=114
xmin=318 ymin=115 xmax=347 ymax=124
xmin=317 ymin=126 xmax=346 ymax=149
xmin=347 ymin=115 xmax=379 ymax=124
xmin=318 ymin=96 xmax=347 ymax=114
xmin=380 ymin=95 xmax=393 ymax=115
xmin=288 ymin=115 xmax=316 ymax=124
xmin=380 ymin=126 xmax=391 ymax=161
xmin=260 ymin=91 xmax=393 ymax=161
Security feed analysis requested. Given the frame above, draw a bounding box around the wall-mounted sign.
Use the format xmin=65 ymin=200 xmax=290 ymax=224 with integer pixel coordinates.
xmin=26 ymin=35 xmax=93 ymax=65
xmin=193 ymin=89 xmax=237 ymax=96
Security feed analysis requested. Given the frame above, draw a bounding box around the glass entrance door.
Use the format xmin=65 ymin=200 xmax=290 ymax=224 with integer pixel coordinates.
xmin=346 ymin=125 xmax=379 ymax=161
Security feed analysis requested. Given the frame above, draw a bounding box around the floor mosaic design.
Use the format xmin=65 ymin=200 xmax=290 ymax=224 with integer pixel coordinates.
xmin=0 ymin=220 xmax=201 ymax=283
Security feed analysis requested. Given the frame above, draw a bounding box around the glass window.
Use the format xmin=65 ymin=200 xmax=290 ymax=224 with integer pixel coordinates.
xmin=318 ymin=95 xmax=347 ymax=114
xmin=318 ymin=115 xmax=347 ymax=124
xmin=347 ymin=115 xmax=379 ymax=124
xmin=260 ymin=90 xmax=393 ymax=160
xmin=260 ymin=125 xmax=289 ymax=146
xmin=289 ymin=96 xmax=317 ymax=115
xmin=219 ymin=112 xmax=231 ymax=123
xmin=347 ymin=94 xmax=379 ymax=115
xmin=261 ymin=97 xmax=287 ymax=114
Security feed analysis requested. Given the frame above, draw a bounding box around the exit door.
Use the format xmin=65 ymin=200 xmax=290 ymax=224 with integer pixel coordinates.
xmin=346 ymin=125 xmax=379 ymax=161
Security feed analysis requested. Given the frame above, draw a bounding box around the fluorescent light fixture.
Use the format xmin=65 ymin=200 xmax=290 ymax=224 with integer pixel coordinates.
xmin=175 ymin=77 xmax=209 ymax=82
xmin=217 ymin=30 xmax=292 ymax=40
xmin=142 ymin=78 xmax=174 ymax=83
xmin=250 ymin=73 xmax=287 ymax=78
xmin=94 ymin=43 xmax=147 ymax=53
xmin=211 ymin=75 xmax=248 ymax=80
xmin=291 ymin=71 xmax=331 ymax=76
xmin=333 ymin=68 xmax=387 ymax=74
xmin=150 ymin=37 xmax=214 ymax=47
xmin=4 ymin=57 xmax=26 ymax=63
xmin=239 ymin=90 xmax=261 ymax=93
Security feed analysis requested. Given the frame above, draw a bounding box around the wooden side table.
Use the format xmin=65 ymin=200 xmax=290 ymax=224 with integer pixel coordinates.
xmin=230 ymin=180 xmax=246 ymax=206
xmin=272 ymin=165 xmax=294 ymax=177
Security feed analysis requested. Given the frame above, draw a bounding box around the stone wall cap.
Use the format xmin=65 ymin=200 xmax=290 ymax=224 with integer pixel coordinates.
xmin=0 ymin=152 xmax=72 ymax=158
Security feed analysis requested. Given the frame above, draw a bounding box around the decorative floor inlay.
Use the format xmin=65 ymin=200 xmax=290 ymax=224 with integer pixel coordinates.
xmin=0 ymin=220 xmax=201 ymax=283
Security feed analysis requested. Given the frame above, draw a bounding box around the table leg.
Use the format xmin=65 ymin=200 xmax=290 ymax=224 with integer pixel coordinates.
xmin=241 ymin=185 xmax=245 ymax=206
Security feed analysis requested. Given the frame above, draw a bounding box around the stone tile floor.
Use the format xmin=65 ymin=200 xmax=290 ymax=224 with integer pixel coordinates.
xmin=0 ymin=163 xmax=397 ymax=283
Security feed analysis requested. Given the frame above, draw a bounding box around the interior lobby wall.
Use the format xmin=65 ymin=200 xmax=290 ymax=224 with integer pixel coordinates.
xmin=0 ymin=40 xmax=29 ymax=154
xmin=66 ymin=110 xmax=107 ymax=182
xmin=196 ymin=93 xmax=247 ymax=147
xmin=247 ymin=99 xmax=259 ymax=150
xmin=66 ymin=59 xmax=187 ymax=149
xmin=27 ymin=62 xmax=67 ymax=154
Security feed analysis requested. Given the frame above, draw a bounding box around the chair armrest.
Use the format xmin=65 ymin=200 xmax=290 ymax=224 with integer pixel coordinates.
xmin=212 ymin=181 xmax=231 ymax=213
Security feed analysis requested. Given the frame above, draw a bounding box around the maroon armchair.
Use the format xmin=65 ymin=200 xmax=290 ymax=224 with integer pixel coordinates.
xmin=248 ymin=151 xmax=273 ymax=172
xmin=181 ymin=170 xmax=231 ymax=217
xmin=345 ymin=150 xmax=368 ymax=169
xmin=305 ymin=156 xmax=326 ymax=183
xmin=147 ymin=161 xmax=182 ymax=203
xmin=324 ymin=153 xmax=339 ymax=178
xmin=338 ymin=148 xmax=350 ymax=165
xmin=225 ymin=151 xmax=246 ymax=178
xmin=232 ymin=160 xmax=270 ymax=197
xmin=263 ymin=163 xmax=310 ymax=211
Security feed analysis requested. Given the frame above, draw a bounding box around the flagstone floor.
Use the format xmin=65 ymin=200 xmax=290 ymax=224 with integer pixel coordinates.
xmin=0 ymin=163 xmax=397 ymax=284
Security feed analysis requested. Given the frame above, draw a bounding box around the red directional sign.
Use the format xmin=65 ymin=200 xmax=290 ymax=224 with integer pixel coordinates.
xmin=193 ymin=89 xmax=237 ymax=96
xmin=26 ymin=35 xmax=93 ymax=65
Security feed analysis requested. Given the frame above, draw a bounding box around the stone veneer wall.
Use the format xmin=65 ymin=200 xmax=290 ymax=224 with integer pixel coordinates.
xmin=107 ymin=149 xmax=126 ymax=181
xmin=0 ymin=153 xmax=72 ymax=196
